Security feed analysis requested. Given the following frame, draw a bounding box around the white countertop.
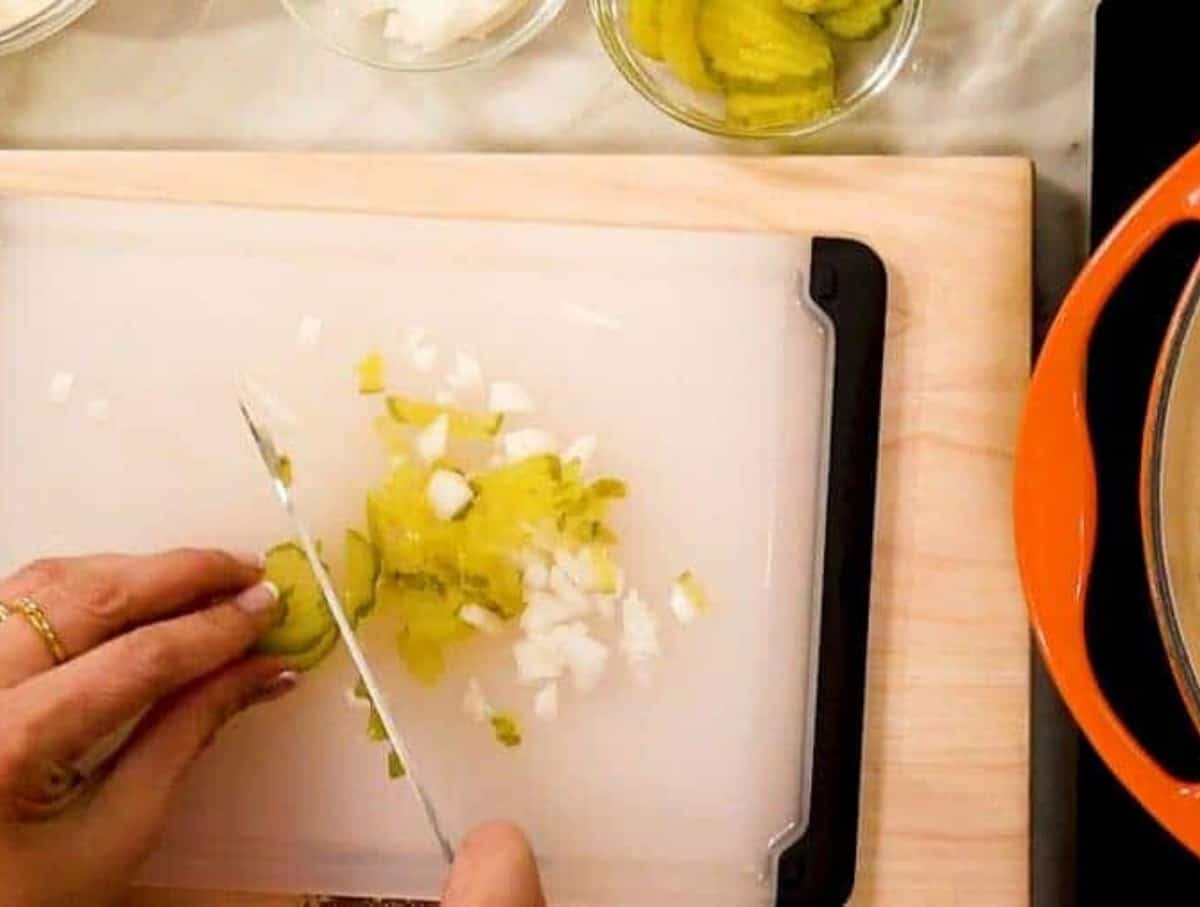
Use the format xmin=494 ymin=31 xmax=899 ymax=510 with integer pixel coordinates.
xmin=0 ymin=0 xmax=1096 ymax=290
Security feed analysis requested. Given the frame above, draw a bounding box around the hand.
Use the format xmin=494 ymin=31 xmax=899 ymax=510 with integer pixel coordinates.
xmin=0 ymin=550 xmax=292 ymax=907
xmin=443 ymin=822 xmax=546 ymax=907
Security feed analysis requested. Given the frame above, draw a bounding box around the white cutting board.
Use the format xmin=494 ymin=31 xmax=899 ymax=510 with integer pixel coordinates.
xmin=0 ymin=196 xmax=830 ymax=906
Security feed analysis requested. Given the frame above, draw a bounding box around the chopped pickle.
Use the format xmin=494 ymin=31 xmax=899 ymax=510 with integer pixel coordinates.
xmin=586 ymin=545 xmax=622 ymax=595
xmin=344 ymin=529 xmax=380 ymax=622
xmin=490 ymin=713 xmax=523 ymax=748
xmin=256 ymin=543 xmax=334 ymax=655
xmin=628 ymin=0 xmax=663 ymax=59
xmin=366 ymin=705 xmax=386 ymax=741
xmin=817 ymin=0 xmax=899 ymax=41
xmin=387 ymin=749 xmax=406 ymax=779
xmin=660 ymin=0 xmax=719 ymax=92
xmin=357 ymin=351 xmax=386 ymax=395
xmin=386 ymin=394 xmax=503 ymax=440
xmin=277 ymin=455 xmax=294 ymax=489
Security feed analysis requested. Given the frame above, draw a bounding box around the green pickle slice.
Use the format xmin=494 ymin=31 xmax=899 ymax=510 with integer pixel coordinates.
xmin=726 ymin=79 xmax=836 ymax=128
xmin=781 ymin=0 xmax=858 ymax=12
xmin=660 ymin=0 xmax=719 ymax=91
xmin=699 ymin=0 xmax=833 ymax=89
xmin=256 ymin=543 xmax=334 ymax=656
xmin=628 ymin=0 xmax=664 ymax=59
xmin=817 ymin=0 xmax=900 ymax=41
xmin=287 ymin=627 xmax=339 ymax=672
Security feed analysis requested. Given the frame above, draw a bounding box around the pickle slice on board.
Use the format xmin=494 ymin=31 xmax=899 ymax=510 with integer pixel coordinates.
xmin=256 ymin=542 xmax=334 ymax=655
xmin=344 ymin=529 xmax=380 ymax=622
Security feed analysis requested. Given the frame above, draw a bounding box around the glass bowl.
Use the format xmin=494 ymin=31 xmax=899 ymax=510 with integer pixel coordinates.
xmin=0 ymin=0 xmax=95 ymax=56
xmin=279 ymin=0 xmax=566 ymax=71
xmin=589 ymin=0 xmax=922 ymax=139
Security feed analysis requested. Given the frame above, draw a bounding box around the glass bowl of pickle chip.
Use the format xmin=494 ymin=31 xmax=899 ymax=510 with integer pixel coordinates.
xmin=590 ymin=0 xmax=922 ymax=139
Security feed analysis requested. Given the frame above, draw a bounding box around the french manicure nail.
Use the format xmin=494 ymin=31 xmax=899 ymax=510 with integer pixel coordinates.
xmin=236 ymin=581 xmax=280 ymax=616
xmin=246 ymin=670 xmax=299 ymax=707
xmin=234 ymin=550 xmax=266 ymax=571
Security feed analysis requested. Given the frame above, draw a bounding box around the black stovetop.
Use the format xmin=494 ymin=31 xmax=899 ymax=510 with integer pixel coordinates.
xmin=1040 ymin=1 xmax=1200 ymax=903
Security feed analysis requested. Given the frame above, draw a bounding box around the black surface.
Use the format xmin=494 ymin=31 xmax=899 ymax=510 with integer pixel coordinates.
xmin=776 ymin=238 xmax=886 ymax=906
xmin=1066 ymin=0 xmax=1200 ymax=901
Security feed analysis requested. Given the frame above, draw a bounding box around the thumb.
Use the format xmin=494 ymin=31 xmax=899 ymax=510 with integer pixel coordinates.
xmin=443 ymin=822 xmax=546 ymax=907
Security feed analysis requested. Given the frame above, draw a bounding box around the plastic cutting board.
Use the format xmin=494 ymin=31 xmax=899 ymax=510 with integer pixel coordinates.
xmin=0 ymin=196 xmax=884 ymax=906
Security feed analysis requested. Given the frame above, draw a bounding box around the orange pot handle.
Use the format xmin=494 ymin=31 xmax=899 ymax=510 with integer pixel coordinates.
xmin=1016 ymin=141 xmax=1200 ymax=853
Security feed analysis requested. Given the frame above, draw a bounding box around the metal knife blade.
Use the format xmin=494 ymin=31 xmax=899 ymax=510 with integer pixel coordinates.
xmin=237 ymin=394 xmax=455 ymax=865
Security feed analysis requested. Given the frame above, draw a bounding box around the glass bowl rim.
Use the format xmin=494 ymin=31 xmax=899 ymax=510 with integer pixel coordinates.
xmin=588 ymin=0 xmax=924 ymax=140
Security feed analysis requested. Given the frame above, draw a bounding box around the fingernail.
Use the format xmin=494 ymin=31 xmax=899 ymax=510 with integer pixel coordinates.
xmin=236 ymin=581 xmax=280 ymax=618
xmin=245 ymin=670 xmax=299 ymax=707
xmin=234 ymin=550 xmax=266 ymax=571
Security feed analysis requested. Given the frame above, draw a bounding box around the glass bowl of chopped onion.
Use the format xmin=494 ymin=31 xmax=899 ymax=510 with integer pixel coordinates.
xmin=590 ymin=0 xmax=922 ymax=139
xmin=0 ymin=0 xmax=95 ymax=55
xmin=280 ymin=0 xmax=565 ymax=70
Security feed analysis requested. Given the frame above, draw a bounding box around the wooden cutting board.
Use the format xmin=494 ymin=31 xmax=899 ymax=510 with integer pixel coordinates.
xmin=0 ymin=152 xmax=1033 ymax=907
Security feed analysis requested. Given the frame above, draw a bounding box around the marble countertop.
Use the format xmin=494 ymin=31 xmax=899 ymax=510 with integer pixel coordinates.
xmin=0 ymin=0 xmax=1098 ymax=295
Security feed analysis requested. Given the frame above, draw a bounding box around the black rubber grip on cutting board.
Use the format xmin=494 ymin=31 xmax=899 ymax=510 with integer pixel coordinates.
xmin=776 ymin=237 xmax=887 ymax=907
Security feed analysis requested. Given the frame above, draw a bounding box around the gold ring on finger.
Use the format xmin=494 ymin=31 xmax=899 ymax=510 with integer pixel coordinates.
xmin=8 ymin=596 xmax=69 ymax=664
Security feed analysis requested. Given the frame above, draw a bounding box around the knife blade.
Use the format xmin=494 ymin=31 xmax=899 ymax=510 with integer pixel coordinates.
xmin=237 ymin=394 xmax=455 ymax=866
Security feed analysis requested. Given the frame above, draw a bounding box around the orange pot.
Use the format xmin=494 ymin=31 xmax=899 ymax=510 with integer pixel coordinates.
xmin=1016 ymin=142 xmax=1200 ymax=854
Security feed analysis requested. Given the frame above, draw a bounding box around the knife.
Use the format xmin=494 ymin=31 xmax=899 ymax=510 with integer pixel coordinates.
xmin=237 ymin=393 xmax=455 ymax=866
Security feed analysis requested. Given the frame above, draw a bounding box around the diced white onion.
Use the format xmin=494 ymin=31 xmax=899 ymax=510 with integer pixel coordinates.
xmin=463 ymin=677 xmax=493 ymax=724
xmin=621 ymin=590 xmax=661 ymax=664
xmin=427 ymin=469 xmax=474 ymax=520
xmin=416 ymin=414 xmax=450 ymax=463
xmin=668 ymin=581 xmax=700 ymax=625
xmin=502 ymin=429 xmax=557 ymax=463
xmin=85 ymin=397 xmax=111 ymax=422
xmin=562 ymin=434 xmax=598 ymax=467
xmin=447 ymin=351 xmax=484 ymax=391
xmin=460 ymin=603 xmax=504 ymax=636
xmin=297 ymin=315 xmax=323 ymax=348
xmin=520 ymin=590 xmax=590 ymax=636
xmin=513 ymin=636 xmax=567 ymax=685
xmin=488 ymin=381 xmax=535 ymax=414
xmin=533 ymin=682 xmax=559 ymax=722
xmin=47 ymin=371 xmax=75 ymax=404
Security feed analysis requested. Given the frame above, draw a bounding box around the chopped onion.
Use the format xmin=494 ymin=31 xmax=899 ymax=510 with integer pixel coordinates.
xmin=554 ymin=622 xmax=610 ymax=693
xmin=549 ymin=565 xmax=591 ymax=613
xmin=411 ymin=344 xmax=438 ymax=373
xmin=502 ymin=429 xmax=557 ymax=463
xmin=297 ymin=315 xmax=323 ymax=349
xmin=593 ymin=594 xmax=618 ymax=622
xmin=488 ymin=381 xmax=535 ymax=414
xmin=520 ymin=590 xmax=590 ymax=636
xmin=47 ymin=371 xmax=75 ymax=404
xmin=447 ymin=351 xmax=484 ymax=391
xmin=415 ymin=414 xmax=450 ymax=463
xmin=513 ymin=636 xmax=566 ymax=685
xmin=85 ymin=397 xmax=111 ymax=422
xmin=459 ymin=603 xmax=504 ymax=636
xmin=463 ymin=677 xmax=493 ymax=724
xmin=621 ymin=589 xmax=661 ymax=665
xmin=533 ymin=682 xmax=559 ymax=722
xmin=562 ymin=434 xmax=598 ymax=467
xmin=522 ymin=560 xmax=551 ymax=592
xmin=434 ymin=388 xmax=456 ymax=406
xmin=427 ymin=469 xmax=474 ymax=520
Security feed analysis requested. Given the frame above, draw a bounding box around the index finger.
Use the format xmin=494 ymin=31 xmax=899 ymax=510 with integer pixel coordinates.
xmin=0 ymin=548 xmax=262 ymax=678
